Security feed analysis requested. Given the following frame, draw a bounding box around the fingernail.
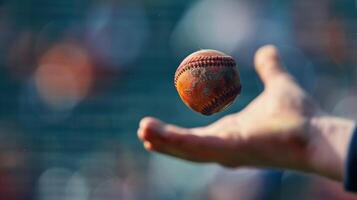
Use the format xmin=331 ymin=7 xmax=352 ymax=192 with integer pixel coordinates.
xmin=144 ymin=141 xmax=153 ymax=151
xmin=137 ymin=128 xmax=144 ymax=140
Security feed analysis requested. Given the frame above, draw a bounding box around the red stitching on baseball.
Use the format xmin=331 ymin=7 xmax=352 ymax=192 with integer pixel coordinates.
xmin=200 ymin=84 xmax=241 ymax=115
xmin=174 ymin=56 xmax=236 ymax=87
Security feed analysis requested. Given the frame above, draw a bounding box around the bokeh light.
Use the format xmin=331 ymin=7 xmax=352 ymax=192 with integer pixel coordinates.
xmin=148 ymin=154 xmax=217 ymax=199
xmin=91 ymin=178 xmax=123 ymax=200
xmin=208 ymin=169 xmax=267 ymax=200
xmin=86 ymin=1 xmax=149 ymax=69
xmin=37 ymin=168 xmax=73 ymax=200
xmin=64 ymin=172 xmax=89 ymax=200
xmin=171 ymin=0 xmax=254 ymax=55
xmin=34 ymin=42 xmax=93 ymax=111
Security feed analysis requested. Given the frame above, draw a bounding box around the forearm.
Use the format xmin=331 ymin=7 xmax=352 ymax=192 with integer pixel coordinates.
xmin=307 ymin=115 xmax=356 ymax=181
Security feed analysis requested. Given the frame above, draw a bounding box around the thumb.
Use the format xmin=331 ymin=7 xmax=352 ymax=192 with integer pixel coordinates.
xmin=254 ymin=45 xmax=288 ymax=85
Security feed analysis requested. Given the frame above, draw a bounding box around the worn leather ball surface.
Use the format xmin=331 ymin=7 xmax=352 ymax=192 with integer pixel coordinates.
xmin=174 ymin=49 xmax=241 ymax=115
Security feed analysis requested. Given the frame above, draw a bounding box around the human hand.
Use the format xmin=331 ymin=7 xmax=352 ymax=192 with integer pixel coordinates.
xmin=138 ymin=45 xmax=355 ymax=181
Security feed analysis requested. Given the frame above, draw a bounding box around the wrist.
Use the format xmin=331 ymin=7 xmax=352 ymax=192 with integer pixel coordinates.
xmin=307 ymin=115 xmax=356 ymax=181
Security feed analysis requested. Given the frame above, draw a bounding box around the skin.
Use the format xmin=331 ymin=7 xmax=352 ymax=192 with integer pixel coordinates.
xmin=137 ymin=45 xmax=356 ymax=182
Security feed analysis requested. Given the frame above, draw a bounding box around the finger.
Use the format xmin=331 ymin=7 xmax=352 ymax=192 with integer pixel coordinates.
xmin=254 ymin=45 xmax=288 ymax=85
xmin=138 ymin=117 xmax=165 ymax=141
xmin=145 ymin=139 xmax=209 ymax=163
xmin=146 ymin=128 xmax=234 ymax=162
xmin=143 ymin=141 xmax=154 ymax=151
xmin=138 ymin=117 xmax=240 ymax=164
xmin=138 ymin=116 xmax=192 ymax=143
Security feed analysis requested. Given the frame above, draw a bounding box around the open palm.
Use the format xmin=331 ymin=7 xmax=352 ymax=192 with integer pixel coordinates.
xmin=138 ymin=45 xmax=347 ymax=180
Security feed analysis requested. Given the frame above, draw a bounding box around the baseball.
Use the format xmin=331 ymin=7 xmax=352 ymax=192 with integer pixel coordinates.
xmin=174 ymin=49 xmax=241 ymax=115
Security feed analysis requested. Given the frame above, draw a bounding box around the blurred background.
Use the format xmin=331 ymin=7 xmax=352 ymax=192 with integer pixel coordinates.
xmin=0 ymin=0 xmax=356 ymax=199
